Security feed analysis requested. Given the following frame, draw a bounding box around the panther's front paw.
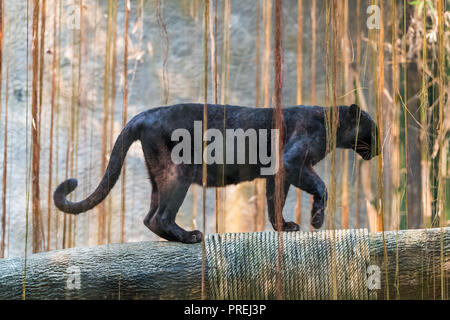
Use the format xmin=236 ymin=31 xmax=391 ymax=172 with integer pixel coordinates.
xmin=283 ymin=221 xmax=300 ymax=232
xmin=310 ymin=206 xmax=324 ymax=229
xmin=182 ymin=230 xmax=203 ymax=244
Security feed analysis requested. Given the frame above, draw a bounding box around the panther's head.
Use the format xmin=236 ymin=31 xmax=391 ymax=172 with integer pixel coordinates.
xmin=339 ymin=104 xmax=381 ymax=160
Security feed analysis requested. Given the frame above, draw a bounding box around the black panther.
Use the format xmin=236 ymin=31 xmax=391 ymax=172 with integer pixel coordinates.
xmin=54 ymin=103 xmax=380 ymax=243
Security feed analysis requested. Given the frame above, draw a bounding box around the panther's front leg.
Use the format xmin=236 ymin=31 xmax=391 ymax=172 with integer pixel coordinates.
xmin=283 ymin=141 xmax=328 ymax=229
xmin=299 ymin=167 xmax=327 ymax=229
xmin=286 ymin=164 xmax=327 ymax=229
xmin=265 ymin=176 xmax=300 ymax=232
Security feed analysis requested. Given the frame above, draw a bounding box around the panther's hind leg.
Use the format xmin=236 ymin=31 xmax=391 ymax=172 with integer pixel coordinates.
xmin=143 ymin=181 xmax=162 ymax=235
xmin=148 ymin=171 xmax=202 ymax=243
xmin=266 ymin=176 xmax=300 ymax=232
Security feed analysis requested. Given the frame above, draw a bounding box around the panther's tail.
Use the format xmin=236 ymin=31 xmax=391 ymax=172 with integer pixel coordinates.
xmin=54 ymin=115 xmax=141 ymax=214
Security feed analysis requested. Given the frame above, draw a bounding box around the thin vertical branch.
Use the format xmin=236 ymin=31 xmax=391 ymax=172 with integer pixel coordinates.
xmin=341 ymin=0 xmax=349 ymax=229
xmin=23 ymin=0 xmax=31 ymax=298
xmin=254 ymin=0 xmax=265 ymax=231
xmin=324 ymin=0 xmax=340 ymax=300
xmin=376 ymin=1 xmax=385 ymax=233
xmin=87 ymin=0 xmax=98 ymax=247
xmin=295 ymin=0 xmax=302 ymax=226
xmin=99 ymin=0 xmax=113 ymax=245
xmin=419 ymin=0 xmax=429 ymax=228
xmin=402 ymin=0 xmax=409 ymax=229
xmin=72 ymin=0 xmax=84 ymax=248
xmin=201 ymin=0 xmax=209 ymax=300
xmin=0 ymin=24 xmax=8 ymax=260
xmin=121 ymin=0 xmax=130 ymax=244
xmin=391 ymin=0 xmax=401 ymax=299
xmin=372 ymin=0 xmax=388 ymax=299
xmin=55 ymin=0 xmax=62 ymax=249
xmin=218 ymin=0 xmax=230 ymax=233
xmin=273 ymin=0 xmax=285 ymax=300
xmin=38 ymin=0 xmax=46 ymax=150
xmin=31 ymin=0 xmax=45 ymax=254
xmin=107 ymin=0 xmax=118 ymax=244
xmin=309 ymin=0 xmax=317 ymax=220
xmin=0 ymin=0 xmax=4 ymax=258
xmin=257 ymin=0 xmax=272 ymax=232
xmin=262 ymin=0 xmax=272 ymax=110
xmin=39 ymin=0 xmax=48 ymax=245
xmin=326 ymin=0 xmax=339 ymax=232
xmin=156 ymin=0 xmax=170 ymax=104
xmin=310 ymin=0 xmax=316 ymax=105
xmin=208 ymin=0 xmax=219 ymax=232
xmin=46 ymin=0 xmax=58 ymax=252
xmin=391 ymin=0 xmax=400 ymax=230
xmin=354 ymin=0 xmax=361 ymax=229
xmin=436 ymin=0 xmax=446 ymax=301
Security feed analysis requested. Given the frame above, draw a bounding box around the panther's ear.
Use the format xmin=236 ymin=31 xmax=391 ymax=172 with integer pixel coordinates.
xmin=349 ymin=104 xmax=361 ymax=119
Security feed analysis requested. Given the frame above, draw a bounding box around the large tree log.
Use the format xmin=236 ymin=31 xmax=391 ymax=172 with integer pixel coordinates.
xmin=370 ymin=228 xmax=449 ymax=299
xmin=0 ymin=228 xmax=448 ymax=300
xmin=0 ymin=242 xmax=204 ymax=300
